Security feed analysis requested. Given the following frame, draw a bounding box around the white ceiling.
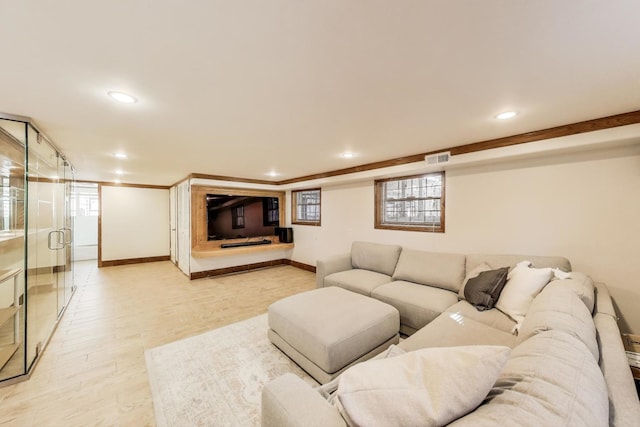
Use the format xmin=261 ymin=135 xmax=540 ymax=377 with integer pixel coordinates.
xmin=1 ymin=1 xmax=639 ymax=185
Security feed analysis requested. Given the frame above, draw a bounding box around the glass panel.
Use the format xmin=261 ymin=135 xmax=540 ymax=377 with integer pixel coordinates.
xmin=0 ymin=117 xmax=75 ymax=383
xmin=295 ymin=190 xmax=320 ymax=222
xmin=26 ymin=126 xmax=60 ymax=370
xmin=381 ymin=173 xmax=442 ymax=228
xmin=0 ymin=119 xmax=27 ymax=380
xmin=64 ymin=164 xmax=74 ymax=306
xmin=56 ymin=155 xmax=66 ymax=315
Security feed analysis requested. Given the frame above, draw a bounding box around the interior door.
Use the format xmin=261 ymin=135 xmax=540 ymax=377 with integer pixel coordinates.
xmin=170 ymin=185 xmax=176 ymax=264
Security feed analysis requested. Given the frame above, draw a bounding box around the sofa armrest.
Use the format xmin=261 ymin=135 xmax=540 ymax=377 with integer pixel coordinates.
xmin=594 ymin=312 xmax=640 ymax=425
xmin=262 ymin=373 xmax=347 ymax=427
xmin=316 ymin=253 xmax=352 ymax=288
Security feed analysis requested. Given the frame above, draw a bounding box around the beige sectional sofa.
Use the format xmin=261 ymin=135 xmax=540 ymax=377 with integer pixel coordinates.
xmin=263 ymin=242 xmax=640 ymax=426
xmin=317 ymin=242 xmax=570 ymax=335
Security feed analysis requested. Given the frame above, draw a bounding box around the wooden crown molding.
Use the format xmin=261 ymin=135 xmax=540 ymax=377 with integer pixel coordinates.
xmin=174 ymin=109 xmax=640 ymax=187
xmin=278 ymin=109 xmax=640 ymax=185
xmin=97 ymin=181 xmax=170 ymax=190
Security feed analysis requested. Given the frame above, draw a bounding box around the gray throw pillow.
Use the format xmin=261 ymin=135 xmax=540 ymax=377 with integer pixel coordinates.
xmin=464 ymin=267 xmax=509 ymax=311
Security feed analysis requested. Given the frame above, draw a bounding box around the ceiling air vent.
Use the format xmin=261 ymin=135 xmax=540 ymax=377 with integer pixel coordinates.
xmin=425 ymin=151 xmax=451 ymax=165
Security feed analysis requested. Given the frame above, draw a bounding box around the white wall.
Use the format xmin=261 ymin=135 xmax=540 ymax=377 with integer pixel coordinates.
xmin=101 ymin=186 xmax=170 ymax=261
xmin=74 ymin=216 xmax=97 ymax=246
xmin=290 ymin=144 xmax=640 ymax=333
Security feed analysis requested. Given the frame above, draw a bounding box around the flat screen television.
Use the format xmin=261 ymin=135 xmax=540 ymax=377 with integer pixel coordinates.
xmin=206 ymin=194 xmax=279 ymax=241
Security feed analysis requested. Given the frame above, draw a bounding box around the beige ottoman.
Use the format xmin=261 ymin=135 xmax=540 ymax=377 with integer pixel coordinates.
xmin=268 ymin=286 xmax=400 ymax=384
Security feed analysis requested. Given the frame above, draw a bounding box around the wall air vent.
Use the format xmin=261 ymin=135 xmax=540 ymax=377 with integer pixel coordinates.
xmin=425 ymin=151 xmax=451 ymax=165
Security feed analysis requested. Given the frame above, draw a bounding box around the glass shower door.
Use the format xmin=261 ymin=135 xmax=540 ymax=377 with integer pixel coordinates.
xmin=0 ymin=120 xmax=26 ymax=380
xmin=56 ymin=159 xmax=74 ymax=312
xmin=26 ymin=128 xmax=60 ymax=368
xmin=0 ymin=114 xmax=75 ymax=384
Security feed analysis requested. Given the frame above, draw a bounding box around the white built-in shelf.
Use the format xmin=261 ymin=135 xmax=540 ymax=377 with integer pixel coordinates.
xmin=192 ymin=242 xmax=294 ymax=258
xmin=0 ymin=268 xmax=21 ymax=283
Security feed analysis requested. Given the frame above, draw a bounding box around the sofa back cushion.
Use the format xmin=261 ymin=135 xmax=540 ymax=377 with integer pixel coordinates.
xmin=465 ymin=254 xmax=571 ymax=276
xmin=449 ymin=330 xmax=609 ymax=427
xmin=351 ymin=241 xmax=402 ymax=276
xmin=546 ymin=271 xmax=595 ymax=313
xmin=333 ymin=345 xmax=511 ymax=427
xmin=517 ymin=283 xmax=599 ymax=361
xmin=392 ymin=249 xmax=466 ymax=292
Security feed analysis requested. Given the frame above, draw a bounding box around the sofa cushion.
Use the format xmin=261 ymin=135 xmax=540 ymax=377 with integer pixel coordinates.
xmin=371 ymin=280 xmax=458 ymax=331
xmin=399 ymin=311 xmax=518 ymax=352
xmin=464 ymin=267 xmax=509 ymax=311
xmin=324 ymin=269 xmax=392 ymax=296
xmin=445 ymin=301 xmax=516 ymax=333
xmin=450 ymin=330 xmax=609 ymax=427
xmin=495 ymin=261 xmax=553 ymax=330
xmin=391 ymin=249 xmax=466 ymax=293
xmin=546 ymin=271 xmax=595 ymax=313
xmin=351 ymin=241 xmax=402 ymax=276
xmin=333 ymin=345 xmax=511 ymax=427
xmin=517 ymin=284 xmax=599 ymax=361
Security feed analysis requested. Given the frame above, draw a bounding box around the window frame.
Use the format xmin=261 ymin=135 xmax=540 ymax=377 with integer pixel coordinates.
xmin=374 ymin=172 xmax=445 ymax=233
xmin=291 ymin=188 xmax=321 ymax=226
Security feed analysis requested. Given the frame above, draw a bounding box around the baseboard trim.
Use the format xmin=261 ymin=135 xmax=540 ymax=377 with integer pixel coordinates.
xmin=189 ymin=258 xmax=316 ymax=279
xmin=284 ymin=259 xmax=316 ymax=273
xmin=190 ymin=259 xmax=288 ymax=280
xmin=99 ymin=255 xmax=171 ymax=268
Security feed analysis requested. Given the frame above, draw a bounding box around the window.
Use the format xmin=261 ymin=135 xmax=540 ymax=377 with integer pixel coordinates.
xmin=292 ymin=188 xmax=321 ymax=226
xmin=70 ymin=182 xmax=99 ymax=217
xmin=375 ymin=172 xmax=445 ymax=232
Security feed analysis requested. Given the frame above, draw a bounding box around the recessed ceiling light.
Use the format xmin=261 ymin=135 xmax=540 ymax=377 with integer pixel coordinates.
xmin=115 ymin=170 xmax=124 ymax=175
xmin=114 ymin=179 xmax=121 ymax=184
xmin=113 ymin=152 xmax=128 ymax=159
xmin=265 ymin=171 xmax=280 ymax=177
xmin=108 ymin=91 xmax=137 ymax=104
xmin=341 ymin=151 xmax=355 ymax=159
xmin=495 ymin=111 xmax=518 ymax=120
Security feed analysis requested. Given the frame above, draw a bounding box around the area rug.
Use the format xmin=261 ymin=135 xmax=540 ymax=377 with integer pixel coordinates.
xmin=145 ymin=314 xmax=319 ymax=427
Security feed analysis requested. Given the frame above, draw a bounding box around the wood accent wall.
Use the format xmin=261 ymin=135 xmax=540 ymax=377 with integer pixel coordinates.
xmin=191 ymin=185 xmax=286 ymax=253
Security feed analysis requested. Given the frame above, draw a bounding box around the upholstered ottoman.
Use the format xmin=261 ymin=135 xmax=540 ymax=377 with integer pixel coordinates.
xmin=268 ymin=286 xmax=400 ymax=384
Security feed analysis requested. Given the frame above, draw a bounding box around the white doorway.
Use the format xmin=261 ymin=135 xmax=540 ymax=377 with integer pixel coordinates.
xmin=71 ymin=182 xmax=98 ymax=261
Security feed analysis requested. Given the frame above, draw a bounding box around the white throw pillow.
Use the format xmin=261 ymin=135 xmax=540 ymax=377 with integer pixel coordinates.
xmin=333 ymin=345 xmax=511 ymax=427
xmin=458 ymin=262 xmax=492 ymax=300
xmin=495 ymin=261 xmax=553 ymax=331
xmin=319 ymin=345 xmax=407 ymax=400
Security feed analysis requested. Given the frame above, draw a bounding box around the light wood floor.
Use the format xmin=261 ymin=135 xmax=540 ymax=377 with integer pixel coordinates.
xmin=0 ymin=261 xmax=316 ymax=426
